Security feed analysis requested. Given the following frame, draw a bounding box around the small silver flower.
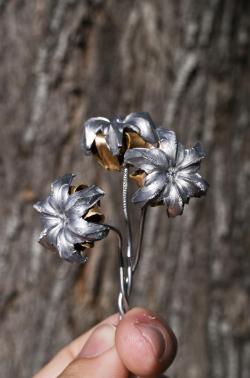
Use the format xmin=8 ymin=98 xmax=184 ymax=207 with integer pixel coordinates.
xmin=82 ymin=112 xmax=158 ymax=170
xmin=124 ymin=128 xmax=209 ymax=217
xmin=33 ymin=174 xmax=109 ymax=263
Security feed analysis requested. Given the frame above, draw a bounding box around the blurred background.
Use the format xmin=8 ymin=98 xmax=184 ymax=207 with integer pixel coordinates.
xmin=0 ymin=1 xmax=250 ymax=377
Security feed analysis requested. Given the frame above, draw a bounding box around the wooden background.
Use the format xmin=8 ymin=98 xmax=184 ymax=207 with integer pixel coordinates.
xmin=0 ymin=1 xmax=250 ymax=377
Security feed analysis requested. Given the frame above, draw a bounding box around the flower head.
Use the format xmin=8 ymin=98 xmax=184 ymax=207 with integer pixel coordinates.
xmin=124 ymin=128 xmax=209 ymax=217
xmin=33 ymin=174 xmax=109 ymax=262
xmin=82 ymin=112 xmax=158 ymax=170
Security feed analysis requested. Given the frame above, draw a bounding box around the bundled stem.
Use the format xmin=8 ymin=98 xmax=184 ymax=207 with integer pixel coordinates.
xmin=108 ymin=225 xmax=129 ymax=316
xmin=120 ymin=167 xmax=148 ymax=317
xmin=122 ymin=167 xmax=133 ymax=297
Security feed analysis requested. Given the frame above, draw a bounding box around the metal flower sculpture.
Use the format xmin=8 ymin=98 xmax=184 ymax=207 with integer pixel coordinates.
xmin=33 ymin=174 xmax=109 ymax=263
xmin=34 ymin=112 xmax=209 ymax=318
xmin=124 ymin=128 xmax=209 ymax=217
xmin=82 ymin=112 xmax=158 ymax=170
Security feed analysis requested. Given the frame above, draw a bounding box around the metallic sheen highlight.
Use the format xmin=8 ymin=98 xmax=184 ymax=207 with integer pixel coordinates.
xmin=33 ymin=174 xmax=109 ymax=262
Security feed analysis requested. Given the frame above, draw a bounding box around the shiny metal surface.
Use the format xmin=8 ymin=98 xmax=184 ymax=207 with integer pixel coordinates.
xmin=122 ymin=167 xmax=133 ymax=297
xmin=33 ymin=174 xmax=110 ymax=263
xmin=124 ymin=128 xmax=209 ymax=217
xmin=35 ymin=114 xmax=209 ymax=317
xmin=82 ymin=112 xmax=158 ymax=170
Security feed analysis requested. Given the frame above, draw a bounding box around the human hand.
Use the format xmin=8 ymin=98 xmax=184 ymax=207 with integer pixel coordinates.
xmin=34 ymin=307 xmax=177 ymax=378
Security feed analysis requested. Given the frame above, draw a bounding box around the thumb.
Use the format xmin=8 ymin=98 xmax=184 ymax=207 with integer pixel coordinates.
xmin=58 ymin=323 xmax=127 ymax=378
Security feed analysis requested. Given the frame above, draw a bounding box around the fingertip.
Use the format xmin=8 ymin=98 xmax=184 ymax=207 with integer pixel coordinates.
xmin=116 ymin=307 xmax=177 ymax=377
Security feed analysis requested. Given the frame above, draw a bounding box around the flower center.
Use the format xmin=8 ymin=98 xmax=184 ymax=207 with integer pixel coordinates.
xmin=168 ymin=167 xmax=176 ymax=177
xmin=59 ymin=212 xmax=68 ymax=226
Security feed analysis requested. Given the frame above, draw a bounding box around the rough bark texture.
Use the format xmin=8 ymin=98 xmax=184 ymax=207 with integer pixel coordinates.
xmin=0 ymin=1 xmax=250 ymax=377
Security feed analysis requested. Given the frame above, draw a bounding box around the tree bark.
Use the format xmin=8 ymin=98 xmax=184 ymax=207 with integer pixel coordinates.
xmin=0 ymin=1 xmax=250 ymax=377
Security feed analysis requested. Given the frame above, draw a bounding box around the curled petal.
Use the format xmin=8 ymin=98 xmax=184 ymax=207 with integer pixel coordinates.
xmin=66 ymin=185 xmax=104 ymax=216
xmin=53 ymin=184 xmax=70 ymax=211
xmin=177 ymin=172 xmax=209 ymax=197
xmin=51 ymin=174 xmax=74 ymax=194
xmin=179 ymin=162 xmax=201 ymax=175
xmin=94 ymin=134 xmax=121 ymax=170
xmin=175 ymin=143 xmax=185 ymax=166
xmin=176 ymin=142 xmax=205 ymax=170
xmin=38 ymin=234 xmax=57 ymax=252
xmin=82 ymin=117 xmax=110 ymax=153
xmin=163 ymin=184 xmax=184 ymax=217
xmin=124 ymin=112 xmax=158 ymax=144
xmin=33 ymin=197 xmax=57 ymax=217
xmin=56 ymin=229 xmax=73 ymax=259
xmin=63 ymin=226 xmax=84 ymax=245
xmin=85 ymin=222 xmax=110 ymax=241
xmin=174 ymin=178 xmax=194 ymax=204
xmin=39 ymin=224 xmax=61 ymax=250
xmin=50 ymin=174 xmax=75 ymax=210
xmin=156 ymin=128 xmax=177 ymax=162
xmin=132 ymin=171 xmax=166 ymax=206
xmin=124 ymin=148 xmax=170 ymax=173
xmin=69 ymin=217 xmax=109 ymax=241
xmin=56 ymin=229 xmax=85 ymax=263
xmin=40 ymin=214 xmax=60 ymax=229
xmin=107 ymin=120 xmax=124 ymax=155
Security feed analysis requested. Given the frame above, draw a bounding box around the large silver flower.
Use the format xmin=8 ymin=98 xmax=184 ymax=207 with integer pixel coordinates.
xmin=82 ymin=112 xmax=158 ymax=170
xmin=33 ymin=174 xmax=109 ymax=262
xmin=124 ymin=128 xmax=209 ymax=217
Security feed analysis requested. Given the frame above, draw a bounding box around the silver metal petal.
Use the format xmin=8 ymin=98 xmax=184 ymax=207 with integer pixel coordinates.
xmin=156 ymin=128 xmax=177 ymax=162
xmin=33 ymin=197 xmax=57 ymax=217
xmin=177 ymin=172 xmax=209 ymax=196
xmin=131 ymin=170 xmax=166 ymax=206
xmin=175 ymin=143 xmax=185 ymax=166
xmin=163 ymin=184 xmax=184 ymax=217
xmin=63 ymin=226 xmax=84 ymax=244
xmin=107 ymin=120 xmax=124 ymax=155
xmin=124 ymin=147 xmax=170 ymax=173
xmin=82 ymin=117 xmax=110 ymax=153
xmin=56 ymin=229 xmax=76 ymax=261
xmin=40 ymin=214 xmax=60 ymax=229
xmin=50 ymin=174 xmax=75 ymax=211
xmin=124 ymin=112 xmax=158 ymax=144
xmin=39 ymin=224 xmax=61 ymax=250
xmin=69 ymin=217 xmax=109 ymax=241
xmin=53 ymin=184 xmax=70 ymax=211
xmin=66 ymin=185 xmax=104 ymax=216
xmin=178 ymin=162 xmax=201 ymax=175
xmin=38 ymin=233 xmax=58 ymax=252
xmin=174 ymin=177 xmax=194 ymax=203
xmin=176 ymin=142 xmax=205 ymax=170
xmin=51 ymin=173 xmax=74 ymax=194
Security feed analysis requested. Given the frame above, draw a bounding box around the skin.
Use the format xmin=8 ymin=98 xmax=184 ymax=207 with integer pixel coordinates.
xmin=34 ymin=307 xmax=177 ymax=378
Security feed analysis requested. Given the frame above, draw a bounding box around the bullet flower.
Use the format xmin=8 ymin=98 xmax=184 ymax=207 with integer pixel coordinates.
xmin=33 ymin=174 xmax=109 ymax=262
xmin=124 ymin=128 xmax=209 ymax=217
xmin=82 ymin=112 xmax=158 ymax=170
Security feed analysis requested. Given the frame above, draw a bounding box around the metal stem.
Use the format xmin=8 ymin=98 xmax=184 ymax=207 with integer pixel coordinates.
xmin=132 ymin=206 xmax=148 ymax=273
xmin=108 ymin=225 xmax=129 ymax=316
xmin=122 ymin=167 xmax=133 ymax=297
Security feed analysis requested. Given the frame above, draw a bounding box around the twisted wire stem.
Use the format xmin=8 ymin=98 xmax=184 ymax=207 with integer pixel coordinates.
xmin=108 ymin=225 xmax=129 ymax=316
xmin=122 ymin=167 xmax=133 ymax=297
